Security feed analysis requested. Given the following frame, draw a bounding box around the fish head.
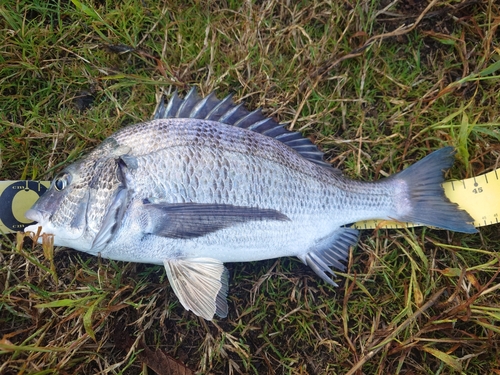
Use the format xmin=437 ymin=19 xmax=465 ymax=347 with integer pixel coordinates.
xmin=24 ymin=161 xmax=93 ymax=249
xmin=25 ymin=142 xmax=132 ymax=253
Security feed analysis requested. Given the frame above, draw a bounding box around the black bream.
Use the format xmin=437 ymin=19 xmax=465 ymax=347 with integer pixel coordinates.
xmin=25 ymin=88 xmax=476 ymax=320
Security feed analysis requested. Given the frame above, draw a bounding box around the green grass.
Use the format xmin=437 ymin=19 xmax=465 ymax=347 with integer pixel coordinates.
xmin=1 ymin=0 xmax=500 ymax=373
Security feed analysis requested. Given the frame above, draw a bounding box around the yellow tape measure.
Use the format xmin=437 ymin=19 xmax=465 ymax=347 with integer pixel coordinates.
xmin=0 ymin=181 xmax=50 ymax=233
xmin=0 ymin=170 xmax=498 ymax=234
xmin=445 ymin=170 xmax=500 ymax=227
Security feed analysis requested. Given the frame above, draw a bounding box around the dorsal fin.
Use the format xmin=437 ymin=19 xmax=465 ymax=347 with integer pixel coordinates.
xmin=153 ymin=88 xmax=335 ymax=169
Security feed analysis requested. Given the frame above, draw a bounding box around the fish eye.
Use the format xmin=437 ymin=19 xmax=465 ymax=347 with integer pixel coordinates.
xmin=54 ymin=173 xmax=70 ymax=191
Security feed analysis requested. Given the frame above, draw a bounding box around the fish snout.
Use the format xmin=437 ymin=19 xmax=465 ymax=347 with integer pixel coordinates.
xmin=24 ymin=208 xmax=48 ymax=223
xmin=24 ymin=209 xmax=49 ymax=234
xmin=25 ymin=208 xmax=45 ymax=223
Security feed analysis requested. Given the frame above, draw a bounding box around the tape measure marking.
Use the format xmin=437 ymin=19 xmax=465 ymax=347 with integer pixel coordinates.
xmin=452 ymin=169 xmax=500 ymax=227
xmin=0 ymin=181 xmax=49 ymax=233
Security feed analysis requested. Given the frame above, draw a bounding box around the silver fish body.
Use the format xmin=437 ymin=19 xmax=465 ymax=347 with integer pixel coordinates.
xmin=25 ymin=89 xmax=476 ymax=320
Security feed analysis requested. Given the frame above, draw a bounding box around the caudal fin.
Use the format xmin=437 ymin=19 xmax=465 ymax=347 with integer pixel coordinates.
xmin=392 ymin=147 xmax=477 ymax=233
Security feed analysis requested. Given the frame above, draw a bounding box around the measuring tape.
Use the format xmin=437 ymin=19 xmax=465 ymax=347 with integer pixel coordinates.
xmin=0 ymin=181 xmax=50 ymax=233
xmin=1 ymin=170 xmax=498 ymax=234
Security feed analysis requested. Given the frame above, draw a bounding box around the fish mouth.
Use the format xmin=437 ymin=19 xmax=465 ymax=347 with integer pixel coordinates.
xmin=25 ymin=208 xmax=44 ymax=223
xmin=24 ymin=209 xmax=49 ymax=233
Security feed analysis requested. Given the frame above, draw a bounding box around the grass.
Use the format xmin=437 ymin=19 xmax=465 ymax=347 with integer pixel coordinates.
xmin=1 ymin=0 xmax=500 ymax=373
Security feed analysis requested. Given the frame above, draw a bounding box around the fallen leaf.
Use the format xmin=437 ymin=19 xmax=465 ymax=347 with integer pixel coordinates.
xmin=113 ymin=324 xmax=194 ymax=375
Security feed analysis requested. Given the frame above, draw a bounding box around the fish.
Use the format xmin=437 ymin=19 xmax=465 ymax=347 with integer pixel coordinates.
xmin=24 ymin=88 xmax=477 ymax=320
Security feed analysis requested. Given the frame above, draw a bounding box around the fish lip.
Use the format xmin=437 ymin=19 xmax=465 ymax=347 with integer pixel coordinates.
xmin=25 ymin=208 xmax=45 ymax=223
xmin=24 ymin=209 xmax=51 ymax=234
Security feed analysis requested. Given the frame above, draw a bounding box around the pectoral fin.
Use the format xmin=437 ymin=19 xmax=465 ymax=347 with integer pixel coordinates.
xmin=92 ymin=155 xmax=134 ymax=250
xmin=142 ymin=202 xmax=289 ymax=239
xmin=92 ymin=187 xmax=128 ymax=250
xmin=163 ymin=257 xmax=229 ymax=320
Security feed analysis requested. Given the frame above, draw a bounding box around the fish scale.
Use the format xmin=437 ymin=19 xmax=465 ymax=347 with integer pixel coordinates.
xmin=25 ymin=88 xmax=476 ymax=321
xmin=124 ymin=131 xmax=316 ymax=211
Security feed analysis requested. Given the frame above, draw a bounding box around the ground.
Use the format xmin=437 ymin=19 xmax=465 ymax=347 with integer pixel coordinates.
xmin=1 ymin=0 xmax=500 ymax=374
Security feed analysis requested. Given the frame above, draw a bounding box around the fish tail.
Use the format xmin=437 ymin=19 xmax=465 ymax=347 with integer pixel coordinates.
xmin=391 ymin=147 xmax=477 ymax=233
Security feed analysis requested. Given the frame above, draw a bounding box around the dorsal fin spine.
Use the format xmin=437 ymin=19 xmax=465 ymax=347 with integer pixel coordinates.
xmin=165 ymin=91 xmax=182 ymax=118
xmin=176 ymin=88 xmax=200 ymax=117
xmin=206 ymin=94 xmax=235 ymax=121
xmin=191 ymin=91 xmax=218 ymax=118
xmin=218 ymin=103 xmax=245 ymax=123
xmin=247 ymin=118 xmax=275 ymax=131
xmin=234 ymin=109 xmax=262 ymax=128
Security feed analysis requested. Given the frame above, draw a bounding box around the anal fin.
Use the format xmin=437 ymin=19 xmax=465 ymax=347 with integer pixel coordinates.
xmin=163 ymin=258 xmax=229 ymax=320
xmin=298 ymin=228 xmax=359 ymax=286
